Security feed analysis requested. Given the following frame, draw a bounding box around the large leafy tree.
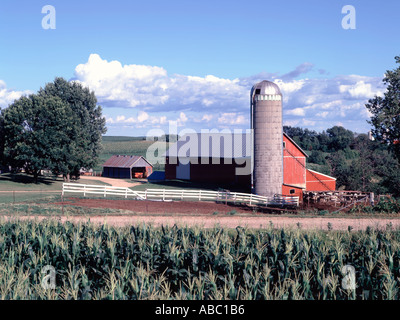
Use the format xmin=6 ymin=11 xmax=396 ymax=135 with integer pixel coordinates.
xmin=366 ymin=56 xmax=400 ymax=162
xmin=2 ymin=94 xmax=79 ymax=182
xmin=38 ymin=77 xmax=107 ymax=179
xmin=2 ymin=77 xmax=107 ymax=182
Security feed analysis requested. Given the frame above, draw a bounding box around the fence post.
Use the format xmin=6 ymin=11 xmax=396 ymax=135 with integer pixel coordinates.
xmin=84 ymin=185 xmax=86 ymax=197
xmin=199 ymin=190 xmax=201 ymax=201
xmin=163 ymin=189 xmax=165 ymax=201
xmin=125 ymin=188 xmax=128 ymax=199
xmin=249 ymin=194 xmax=253 ymax=206
xmin=145 ymin=189 xmax=147 ymax=200
xmin=104 ymin=186 xmax=106 ymax=198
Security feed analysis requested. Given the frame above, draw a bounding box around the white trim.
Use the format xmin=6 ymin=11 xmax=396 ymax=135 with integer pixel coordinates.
xmin=283 ymin=156 xmax=306 ymax=159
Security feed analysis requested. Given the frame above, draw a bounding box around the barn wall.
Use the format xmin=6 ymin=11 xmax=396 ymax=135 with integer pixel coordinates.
xmin=283 ymin=156 xmax=306 ymax=188
xmin=282 ymin=184 xmax=304 ymax=201
xmin=165 ymin=156 xmax=251 ymax=189
xmin=283 ymin=135 xmax=307 ymax=189
xmin=190 ymin=157 xmax=236 ymax=183
xmin=283 ymin=135 xmax=306 ymax=157
xmin=165 ymin=157 xmax=177 ymax=180
xmin=102 ymin=167 xmax=131 ymax=179
xmin=306 ymin=169 xmax=336 ymax=191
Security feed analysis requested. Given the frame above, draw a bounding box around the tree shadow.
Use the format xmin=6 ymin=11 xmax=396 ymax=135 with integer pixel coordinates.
xmin=0 ymin=173 xmax=58 ymax=185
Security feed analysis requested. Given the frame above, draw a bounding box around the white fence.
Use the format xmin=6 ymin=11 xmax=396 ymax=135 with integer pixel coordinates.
xmin=62 ymin=183 xmax=299 ymax=207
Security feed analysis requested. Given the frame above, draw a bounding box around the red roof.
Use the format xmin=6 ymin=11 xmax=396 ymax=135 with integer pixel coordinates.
xmin=102 ymin=155 xmax=152 ymax=168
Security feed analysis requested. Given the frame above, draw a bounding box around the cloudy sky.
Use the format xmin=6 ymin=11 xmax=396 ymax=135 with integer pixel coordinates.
xmin=1 ymin=0 xmax=399 ymax=136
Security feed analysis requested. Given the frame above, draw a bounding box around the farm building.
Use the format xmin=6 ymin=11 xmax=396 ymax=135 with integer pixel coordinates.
xmin=102 ymin=155 xmax=153 ymax=179
xmin=164 ymin=132 xmax=336 ymax=200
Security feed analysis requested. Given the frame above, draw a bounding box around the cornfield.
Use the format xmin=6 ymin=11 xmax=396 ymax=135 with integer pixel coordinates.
xmin=1 ymin=218 xmax=400 ymax=300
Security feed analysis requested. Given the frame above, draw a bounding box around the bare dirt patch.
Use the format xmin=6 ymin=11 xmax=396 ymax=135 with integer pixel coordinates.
xmin=47 ymin=197 xmax=400 ymax=231
xmin=55 ymin=197 xmax=255 ymax=215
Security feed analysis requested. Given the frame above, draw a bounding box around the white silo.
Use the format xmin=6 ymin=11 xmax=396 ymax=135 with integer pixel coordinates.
xmin=250 ymin=80 xmax=283 ymax=198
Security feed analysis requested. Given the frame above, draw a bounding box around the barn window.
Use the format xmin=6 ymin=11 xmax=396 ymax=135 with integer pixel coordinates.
xmin=289 ymin=189 xmax=295 ymax=194
xmin=255 ymin=89 xmax=261 ymax=94
xmin=283 ymin=141 xmax=286 ymax=149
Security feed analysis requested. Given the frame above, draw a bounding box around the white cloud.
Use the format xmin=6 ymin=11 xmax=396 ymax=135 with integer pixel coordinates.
xmin=137 ymin=111 xmax=149 ymax=123
xmin=73 ymin=54 xmax=246 ymax=111
xmin=73 ymin=54 xmax=386 ymax=134
xmin=0 ymin=81 xmax=31 ymax=109
xmin=218 ymin=113 xmax=247 ymax=125
xmin=201 ymin=114 xmax=213 ymax=122
xmin=106 ymin=111 xmax=187 ymax=128
xmin=285 ymin=107 xmax=306 ymax=116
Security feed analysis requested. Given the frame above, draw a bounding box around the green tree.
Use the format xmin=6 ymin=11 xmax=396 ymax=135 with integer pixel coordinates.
xmin=326 ymin=150 xmax=349 ymax=189
xmin=317 ymin=131 xmax=331 ymax=152
xmin=366 ymin=56 xmax=400 ymax=162
xmin=347 ymin=135 xmax=374 ymax=192
xmin=0 ymin=108 xmax=4 ymax=166
xmin=326 ymin=126 xmax=354 ymax=152
xmin=308 ymin=150 xmax=326 ymax=165
xmin=2 ymin=77 xmax=107 ymax=182
xmin=38 ymin=77 xmax=107 ymax=180
xmin=2 ymin=94 xmax=78 ymax=182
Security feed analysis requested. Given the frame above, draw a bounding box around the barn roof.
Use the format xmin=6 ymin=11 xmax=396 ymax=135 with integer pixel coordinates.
xmin=102 ymin=155 xmax=153 ymax=168
xmin=165 ymin=133 xmax=251 ymax=159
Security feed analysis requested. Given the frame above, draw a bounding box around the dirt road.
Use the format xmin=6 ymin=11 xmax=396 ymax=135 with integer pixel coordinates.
xmin=79 ymin=176 xmax=141 ymax=188
xmin=8 ymin=214 xmax=400 ymax=231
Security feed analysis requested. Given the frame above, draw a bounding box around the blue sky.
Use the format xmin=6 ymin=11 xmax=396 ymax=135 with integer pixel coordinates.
xmin=0 ymin=0 xmax=399 ymax=136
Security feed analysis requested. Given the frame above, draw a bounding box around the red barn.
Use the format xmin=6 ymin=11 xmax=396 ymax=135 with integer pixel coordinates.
xmin=102 ymin=155 xmax=153 ymax=179
xmin=281 ymin=133 xmax=336 ymax=201
xmin=165 ymin=132 xmax=335 ymax=201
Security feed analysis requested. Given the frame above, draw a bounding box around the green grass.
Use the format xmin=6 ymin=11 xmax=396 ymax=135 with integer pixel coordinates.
xmin=0 ymin=173 xmax=111 ymax=203
xmin=0 ymin=173 xmax=110 ymax=190
xmin=130 ymin=179 xmax=249 ymax=193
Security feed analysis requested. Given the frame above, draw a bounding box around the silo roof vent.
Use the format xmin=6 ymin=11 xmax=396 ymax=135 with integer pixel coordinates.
xmin=251 ymin=80 xmax=282 ymax=96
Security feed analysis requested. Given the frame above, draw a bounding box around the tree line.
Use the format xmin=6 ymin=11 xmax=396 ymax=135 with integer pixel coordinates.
xmin=0 ymin=77 xmax=107 ymax=182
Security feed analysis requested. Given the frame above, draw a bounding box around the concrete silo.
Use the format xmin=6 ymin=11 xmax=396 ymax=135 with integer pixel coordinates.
xmin=250 ymin=80 xmax=283 ymax=198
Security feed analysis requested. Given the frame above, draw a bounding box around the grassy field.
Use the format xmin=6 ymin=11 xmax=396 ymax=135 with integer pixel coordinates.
xmin=0 ymin=173 xmax=111 ymax=203
xmin=130 ymin=179 xmax=250 ymax=193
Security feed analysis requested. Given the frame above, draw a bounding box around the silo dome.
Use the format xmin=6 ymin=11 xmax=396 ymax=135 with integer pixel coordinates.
xmin=251 ymin=80 xmax=282 ymax=98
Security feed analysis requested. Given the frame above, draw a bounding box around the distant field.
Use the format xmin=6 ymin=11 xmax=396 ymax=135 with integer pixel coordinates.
xmin=96 ymin=136 xmax=168 ymax=172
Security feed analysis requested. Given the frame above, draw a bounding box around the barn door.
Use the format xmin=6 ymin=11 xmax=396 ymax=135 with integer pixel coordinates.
xmin=176 ymin=160 xmax=190 ymax=180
